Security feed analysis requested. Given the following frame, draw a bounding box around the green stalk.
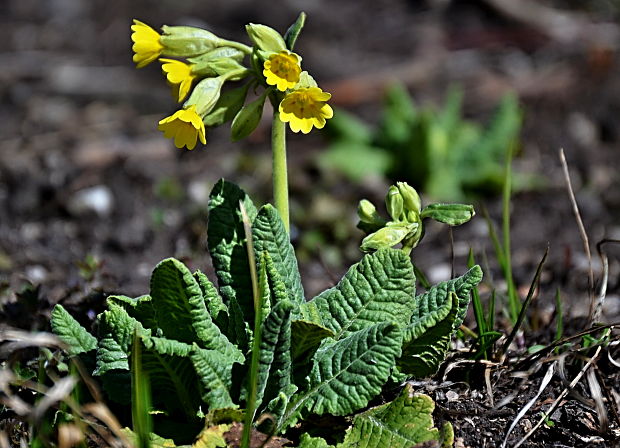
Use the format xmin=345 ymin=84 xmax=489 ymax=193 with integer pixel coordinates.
xmin=503 ymin=142 xmax=519 ymax=323
xmin=271 ymin=95 xmax=290 ymax=233
xmin=240 ymin=202 xmax=262 ymax=448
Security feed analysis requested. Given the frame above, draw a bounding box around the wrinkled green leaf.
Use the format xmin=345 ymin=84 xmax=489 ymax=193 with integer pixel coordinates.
xmin=298 ymin=434 xmax=334 ymax=448
xmin=420 ymin=203 xmax=475 ymax=225
xmin=191 ymin=345 xmax=239 ymax=410
xmin=207 ymin=179 xmax=258 ymax=343
xmin=50 ymin=304 xmax=97 ymax=356
xmin=106 ymin=294 xmax=157 ymax=329
xmin=290 ymin=320 xmax=335 ymax=363
xmin=398 ymin=292 xmax=458 ymax=377
xmin=339 ymin=384 xmax=453 ymax=448
xmin=301 ymin=249 xmax=415 ymax=340
xmin=253 ymin=205 xmax=304 ymax=304
xmin=150 ymin=258 xmax=240 ymax=360
xmin=255 ymin=300 xmax=295 ymax=410
xmin=289 ymin=322 xmax=402 ymax=418
xmin=193 ymin=271 xmax=229 ymax=330
xmin=412 ymin=265 xmax=482 ymax=331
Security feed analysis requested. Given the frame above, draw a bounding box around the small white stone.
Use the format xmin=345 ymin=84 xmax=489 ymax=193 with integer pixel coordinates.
xmin=68 ymin=185 xmax=114 ymax=217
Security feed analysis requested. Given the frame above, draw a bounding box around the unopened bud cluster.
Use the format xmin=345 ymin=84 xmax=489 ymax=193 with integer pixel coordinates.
xmin=357 ymin=182 xmax=474 ymax=254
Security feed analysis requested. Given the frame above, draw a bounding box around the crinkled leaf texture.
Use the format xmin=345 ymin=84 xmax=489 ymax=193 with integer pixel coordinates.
xmin=252 ymin=204 xmax=304 ymax=304
xmin=284 ymin=322 xmax=403 ymax=422
xmin=300 ymin=249 xmax=415 ymax=340
xmin=50 ymin=305 xmax=97 ymax=356
xmin=339 ymin=383 xmax=453 ymax=448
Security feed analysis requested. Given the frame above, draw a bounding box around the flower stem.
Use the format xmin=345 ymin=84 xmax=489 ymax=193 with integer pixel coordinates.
xmin=271 ymin=96 xmax=290 ymax=233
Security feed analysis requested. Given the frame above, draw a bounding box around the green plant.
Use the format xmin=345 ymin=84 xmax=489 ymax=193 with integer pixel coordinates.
xmin=51 ymin=179 xmax=482 ymax=446
xmin=321 ymin=84 xmax=529 ymax=201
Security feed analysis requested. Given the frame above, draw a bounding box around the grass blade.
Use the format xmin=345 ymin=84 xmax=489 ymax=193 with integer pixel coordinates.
xmin=131 ymin=330 xmax=152 ymax=448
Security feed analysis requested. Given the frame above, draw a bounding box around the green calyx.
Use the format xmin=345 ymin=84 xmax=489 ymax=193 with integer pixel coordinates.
xmin=357 ymin=181 xmax=475 ymax=254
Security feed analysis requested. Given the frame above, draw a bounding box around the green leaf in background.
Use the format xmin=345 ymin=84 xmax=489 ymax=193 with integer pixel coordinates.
xmin=398 ymin=292 xmax=458 ymax=377
xmin=420 ymin=203 xmax=475 ymax=225
xmin=208 ymin=179 xmax=258 ymax=339
xmin=293 ymin=322 xmax=403 ymax=418
xmin=339 ymin=383 xmax=453 ymax=448
xmin=50 ymin=304 xmax=97 ymax=356
xmin=284 ymin=12 xmax=306 ymax=51
xmin=191 ymin=345 xmax=238 ymax=410
xmin=412 ymin=265 xmax=483 ymax=332
xmin=301 ymin=249 xmax=415 ymax=340
xmin=231 ymin=91 xmax=267 ymax=141
xmin=325 ymin=109 xmax=373 ymax=144
xmin=253 ymin=204 xmax=304 ymax=304
xmin=319 ymin=142 xmax=391 ymax=181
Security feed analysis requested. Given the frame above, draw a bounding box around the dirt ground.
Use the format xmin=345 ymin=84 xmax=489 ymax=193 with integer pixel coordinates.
xmin=1 ymin=0 xmax=620 ymax=446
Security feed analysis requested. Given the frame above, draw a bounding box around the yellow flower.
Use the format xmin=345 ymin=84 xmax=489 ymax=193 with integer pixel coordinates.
xmin=158 ymin=105 xmax=206 ymax=150
xmin=131 ymin=19 xmax=164 ymax=68
xmin=160 ymin=58 xmax=197 ymax=102
xmin=263 ymin=51 xmax=301 ymax=92
xmin=279 ymin=87 xmax=334 ymax=134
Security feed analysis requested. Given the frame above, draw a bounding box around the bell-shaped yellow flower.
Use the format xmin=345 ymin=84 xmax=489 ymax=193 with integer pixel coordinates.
xmin=158 ymin=105 xmax=206 ymax=150
xmin=131 ymin=19 xmax=164 ymax=68
xmin=160 ymin=58 xmax=197 ymax=102
xmin=263 ymin=51 xmax=301 ymax=92
xmin=279 ymin=87 xmax=333 ymax=134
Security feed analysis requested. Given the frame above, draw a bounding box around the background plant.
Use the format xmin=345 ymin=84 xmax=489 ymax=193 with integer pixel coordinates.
xmin=320 ymin=84 xmax=534 ymax=201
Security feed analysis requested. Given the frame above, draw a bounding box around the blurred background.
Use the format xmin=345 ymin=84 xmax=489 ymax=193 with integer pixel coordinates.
xmin=1 ymin=0 xmax=620 ymax=329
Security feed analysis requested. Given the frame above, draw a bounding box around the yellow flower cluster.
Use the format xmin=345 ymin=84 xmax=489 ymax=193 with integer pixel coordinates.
xmin=131 ymin=17 xmax=333 ymax=149
xmin=263 ymin=50 xmax=333 ymax=134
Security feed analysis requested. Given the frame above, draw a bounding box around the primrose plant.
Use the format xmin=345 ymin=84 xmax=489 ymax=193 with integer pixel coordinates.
xmin=51 ymin=13 xmax=482 ymax=448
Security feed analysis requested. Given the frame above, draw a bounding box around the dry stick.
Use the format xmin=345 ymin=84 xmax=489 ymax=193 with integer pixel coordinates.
xmin=593 ymin=239 xmax=620 ymax=324
xmin=559 ymin=149 xmax=595 ymax=324
xmin=500 ymin=362 xmax=555 ymax=448
xmin=512 ymin=346 xmax=602 ymax=448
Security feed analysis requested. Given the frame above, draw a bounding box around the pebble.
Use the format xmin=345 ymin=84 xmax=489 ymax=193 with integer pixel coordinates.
xmin=67 ymin=185 xmax=114 ymax=216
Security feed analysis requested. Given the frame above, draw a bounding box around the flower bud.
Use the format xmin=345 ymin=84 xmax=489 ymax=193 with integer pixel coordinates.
xmin=386 ymin=186 xmax=404 ymax=222
xmin=360 ymin=225 xmax=410 ymax=252
xmin=246 ymin=23 xmax=286 ymax=53
xmin=160 ymin=25 xmax=223 ymax=57
xmin=185 ymin=76 xmax=225 ymax=116
xmin=397 ymin=182 xmax=421 ymax=214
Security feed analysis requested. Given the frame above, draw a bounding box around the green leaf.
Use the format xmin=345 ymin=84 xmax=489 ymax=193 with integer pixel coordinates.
xmin=253 ymin=205 xmax=304 ymax=304
xmin=290 ymin=320 xmax=335 ymax=363
xmin=338 ymin=384 xmax=453 ymax=448
xmin=301 ymin=249 xmax=415 ymax=340
xmin=150 ymin=258 xmax=241 ymax=360
xmin=193 ymin=271 xmax=229 ymax=330
xmin=420 ymin=203 xmax=475 ymax=226
xmin=231 ymin=91 xmax=267 ymax=141
xmin=106 ymin=295 xmax=157 ymax=329
xmin=122 ymin=429 xmax=178 ymax=448
xmin=412 ymin=265 xmax=482 ymax=331
xmin=94 ymin=303 xmax=149 ymax=376
xmin=192 ymin=423 xmax=231 ymax=448
xmin=208 ymin=179 xmax=258 ymax=334
xmin=50 ymin=304 xmax=97 ymax=356
xmin=298 ymin=434 xmax=334 ymax=448
xmin=398 ymin=292 xmax=458 ymax=377
xmin=191 ymin=345 xmax=238 ymax=410
xmin=255 ymin=300 xmax=295 ymax=410
xmin=291 ymin=322 xmax=403 ymax=418
xmin=140 ymin=336 xmax=200 ymax=418
xmin=284 ymin=12 xmax=306 ymax=51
